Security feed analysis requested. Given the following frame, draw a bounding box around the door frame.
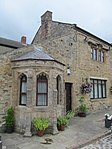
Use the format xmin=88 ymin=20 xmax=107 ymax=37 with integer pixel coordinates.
xmin=65 ymin=83 xmax=72 ymax=112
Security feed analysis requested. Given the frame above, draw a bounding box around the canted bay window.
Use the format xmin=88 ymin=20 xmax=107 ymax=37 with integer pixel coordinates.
xmin=36 ymin=74 xmax=48 ymax=106
xmin=90 ymin=78 xmax=107 ymax=99
xmin=20 ymin=74 xmax=27 ymax=105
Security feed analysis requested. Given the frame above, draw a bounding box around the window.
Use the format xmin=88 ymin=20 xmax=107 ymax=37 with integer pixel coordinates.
xmin=91 ymin=48 xmax=93 ymax=59
xmin=90 ymin=79 xmax=107 ymax=99
xmin=36 ymin=74 xmax=48 ymax=106
xmin=98 ymin=51 xmax=104 ymax=62
xmin=93 ymin=48 xmax=97 ymax=60
xmin=101 ymin=51 xmax=104 ymax=62
xmin=56 ymin=75 xmax=61 ymax=104
xmin=20 ymin=74 xmax=27 ymax=105
xmin=91 ymin=48 xmax=105 ymax=63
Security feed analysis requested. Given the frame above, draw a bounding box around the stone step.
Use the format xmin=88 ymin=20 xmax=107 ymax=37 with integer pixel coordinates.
xmin=0 ymin=122 xmax=6 ymax=133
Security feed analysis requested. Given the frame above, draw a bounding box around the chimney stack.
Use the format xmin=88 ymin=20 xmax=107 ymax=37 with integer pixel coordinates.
xmin=21 ymin=36 xmax=27 ymax=45
xmin=41 ymin=11 xmax=52 ymax=39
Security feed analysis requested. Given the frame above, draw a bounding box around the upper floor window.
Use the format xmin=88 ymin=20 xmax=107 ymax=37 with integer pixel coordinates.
xmin=93 ymin=48 xmax=97 ymax=60
xmin=98 ymin=51 xmax=104 ymax=62
xmin=20 ymin=74 xmax=27 ymax=105
xmin=91 ymin=48 xmax=105 ymax=62
xmin=90 ymin=78 xmax=107 ymax=99
xmin=101 ymin=51 xmax=104 ymax=62
xmin=36 ymin=74 xmax=48 ymax=106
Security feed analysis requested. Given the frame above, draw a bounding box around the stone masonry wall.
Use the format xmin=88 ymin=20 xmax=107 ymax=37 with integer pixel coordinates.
xmin=0 ymin=45 xmax=39 ymax=122
xmin=11 ymin=59 xmax=65 ymax=133
xmin=33 ymin=12 xmax=112 ymax=111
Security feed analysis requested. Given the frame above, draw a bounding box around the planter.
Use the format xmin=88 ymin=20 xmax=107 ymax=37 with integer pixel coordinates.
xmin=78 ymin=112 xmax=86 ymax=117
xmin=6 ymin=126 xmax=14 ymax=133
xmin=37 ymin=130 xmax=45 ymax=137
xmin=57 ymin=125 xmax=65 ymax=131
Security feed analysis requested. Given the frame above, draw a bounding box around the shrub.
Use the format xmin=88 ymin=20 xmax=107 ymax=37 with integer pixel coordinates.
xmin=66 ymin=111 xmax=75 ymax=120
xmin=32 ymin=118 xmax=49 ymax=131
xmin=5 ymin=106 xmax=15 ymax=128
xmin=57 ymin=116 xmax=68 ymax=126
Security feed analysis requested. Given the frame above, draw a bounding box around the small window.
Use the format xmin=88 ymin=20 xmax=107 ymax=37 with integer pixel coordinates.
xmin=20 ymin=74 xmax=27 ymax=105
xmin=91 ymin=48 xmax=105 ymax=63
xmin=98 ymin=50 xmax=104 ymax=62
xmin=36 ymin=74 xmax=48 ymax=106
xmin=93 ymin=48 xmax=97 ymax=60
xmin=91 ymin=48 xmax=93 ymax=59
xmin=56 ymin=75 xmax=61 ymax=104
xmin=90 ymin=78 xmax=107 ymax=99
xmin=101 ymin=51 xmax=104 ymax=62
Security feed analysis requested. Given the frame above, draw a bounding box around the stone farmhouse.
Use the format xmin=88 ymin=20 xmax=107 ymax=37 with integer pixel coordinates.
xmin=0 ymin=11 xmax=112 ymax=135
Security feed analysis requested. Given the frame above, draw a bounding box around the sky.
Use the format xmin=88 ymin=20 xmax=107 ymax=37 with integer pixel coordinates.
xmin=0 ymin=0 xmax=112 ymax=44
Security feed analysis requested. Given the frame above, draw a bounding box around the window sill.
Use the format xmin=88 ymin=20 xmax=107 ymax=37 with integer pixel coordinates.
xmin=33 ymin=106 xmax=49 ymax=112
xmin=90 ymin=98 xmax=107 ymax=102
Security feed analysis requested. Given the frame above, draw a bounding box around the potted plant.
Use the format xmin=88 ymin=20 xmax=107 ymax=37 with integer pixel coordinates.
xmin=32 ymin=118 xmax=49 ymax=137
xmin=5 ymin=106 xmax=15 ymax=133
xmin=66 ymin=111 xmax=75 ymax=120
xmin=57 ymin=116 xmax=68 ymax=131
xmin=78 ymin=96 xmax=88 ymax=117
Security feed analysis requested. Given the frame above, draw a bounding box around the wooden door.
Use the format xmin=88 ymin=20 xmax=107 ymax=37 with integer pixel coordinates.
xmin=65 ymin=83 xmax=72 ymax=112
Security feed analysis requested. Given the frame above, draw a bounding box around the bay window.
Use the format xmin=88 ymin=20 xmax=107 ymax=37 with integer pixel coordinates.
xmin=20 ymin=74 xmax=27 ymax=105
xmin=36 ymin=75 xmax=48 ymax=106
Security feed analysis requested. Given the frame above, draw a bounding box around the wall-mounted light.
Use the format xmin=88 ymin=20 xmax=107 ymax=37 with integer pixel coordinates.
xmin=67 ymin=65 xmax=70 ymax=75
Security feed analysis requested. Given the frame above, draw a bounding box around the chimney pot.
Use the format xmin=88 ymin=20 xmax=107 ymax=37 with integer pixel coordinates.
xmin=21 ymin=36 xmax=26 ymax=44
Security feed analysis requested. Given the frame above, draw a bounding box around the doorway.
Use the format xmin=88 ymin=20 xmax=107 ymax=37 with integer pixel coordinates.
xmin=65 ymin=83 xmax=72 ymax=112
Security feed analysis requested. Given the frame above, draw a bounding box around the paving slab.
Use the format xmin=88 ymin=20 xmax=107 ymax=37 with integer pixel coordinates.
xmin=1 ymin=107 xmax=112 ymax=149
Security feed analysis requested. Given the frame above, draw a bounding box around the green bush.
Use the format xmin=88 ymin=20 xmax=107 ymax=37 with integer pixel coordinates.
xmin=32 ymin=118 xmax=49 ymax=131
xmin=79 ymin=96 xmax=88 ymax=112
xmin=5 ymin=106 xmax=15 ymax=128
xmin=57 ymin=116 xmax=68 ymax=126
xmin=66 ymin=111 xmax=75 ymax=120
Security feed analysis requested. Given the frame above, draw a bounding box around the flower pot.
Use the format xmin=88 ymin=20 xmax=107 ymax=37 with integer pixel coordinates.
xmin=57 ymin=125 xmax=65 ymax=131
xmin=78 ymin=112 xmax=86 ymax=117
xmin=37 ymin=130 xmax=45 ymax=137
xmin=6 ymin=126 xmax=14 ymax=133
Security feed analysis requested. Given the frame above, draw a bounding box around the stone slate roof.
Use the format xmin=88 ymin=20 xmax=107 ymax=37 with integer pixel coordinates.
xmin=12 ymin=46 xmax=54 ymax=61
xmin=0 ymin=37 xmax=24 ymax=48
xmin=12 ymin=46 xmax=65 ymax=65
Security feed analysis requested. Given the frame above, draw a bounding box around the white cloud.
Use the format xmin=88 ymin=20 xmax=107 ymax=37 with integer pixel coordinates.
xmin=0 ymin=0 xmax=112 ymax=43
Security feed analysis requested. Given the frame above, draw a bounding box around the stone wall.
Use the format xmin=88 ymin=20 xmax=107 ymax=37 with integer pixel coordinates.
xmin=0 ymin=43 xmax=65 ymax=133
xmin=32 ymin=11 xmax=112 ymax=111
xmin=0 ymin=45 xmax=41 ymax=123
xmin=11 ymin=57 xmax=65 ymax=133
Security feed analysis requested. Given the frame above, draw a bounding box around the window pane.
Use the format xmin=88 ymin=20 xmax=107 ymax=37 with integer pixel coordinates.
xmin=20 ymin=75 xmax=27 ymax=105
xmin=102 ymin=84 xmax=106 ymax=97
xmin=93 ymin=49 xmax=97 ymax=60
xmin=38 ymin=82 xmax=47 ymax=93
xmin=98 ymin=83 xmax=101 ymax=98
xmin=22 ymin=82 xmax=27 ymax=92
xmin=91 ymin=49 xmax=93 ymax=59
xmin=38 ymin=94 xmax=47 ymax=106
xmin=98 ymin=51 xmax=101 ymax=61
xmin=36 ymin=75 xmax=48 ymax=106
xmin=94 ymin=83 xmax=98 ymax=98
xmin=90 ymin=83 xmax=93 ymax=98
xmin=21 ymin=95 xmax=27 ymax=105
xmin=101 ymin=51 xmax=104 ymax=62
